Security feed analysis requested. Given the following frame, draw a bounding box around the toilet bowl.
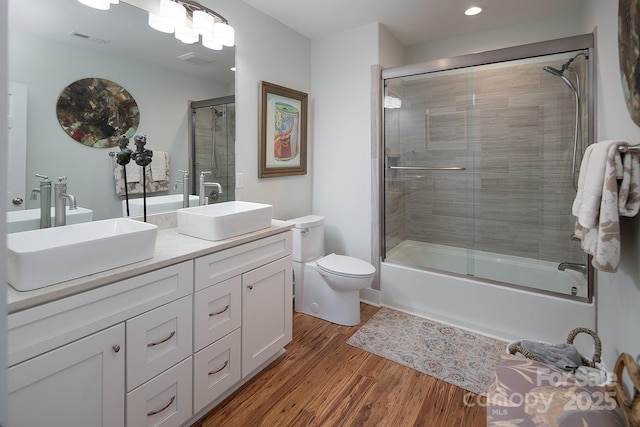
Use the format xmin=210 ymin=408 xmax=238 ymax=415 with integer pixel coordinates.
xmin=289 ymin=215 xmax=375 ymax=326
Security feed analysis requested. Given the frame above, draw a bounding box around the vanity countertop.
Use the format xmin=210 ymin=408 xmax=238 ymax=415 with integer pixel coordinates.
xmin=7 ymin=219 xmax=293 ymax=314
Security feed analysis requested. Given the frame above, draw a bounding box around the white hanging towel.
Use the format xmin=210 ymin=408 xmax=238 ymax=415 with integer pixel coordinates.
xmin=125 ymin=161 xmax=142 ymax=183
xmin=150 ymin=151 xmax=168 ymax=181
xmin=572 ymin=140 xmax=640 ymax=272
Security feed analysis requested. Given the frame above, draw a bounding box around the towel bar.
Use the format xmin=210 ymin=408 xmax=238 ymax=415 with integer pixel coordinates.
xmin=389 ymin=166 xmax=466 ymax=171
xmin=618 ymin=145 xmax=640 ymax=153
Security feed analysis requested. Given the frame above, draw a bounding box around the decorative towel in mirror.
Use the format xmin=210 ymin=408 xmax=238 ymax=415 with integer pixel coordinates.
xmin=113 ymin=151 xmax=170 ymax=196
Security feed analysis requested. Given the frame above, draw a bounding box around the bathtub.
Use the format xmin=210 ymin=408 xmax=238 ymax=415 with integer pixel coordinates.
xmin=380 ymin=240 xmax=595 ymax=345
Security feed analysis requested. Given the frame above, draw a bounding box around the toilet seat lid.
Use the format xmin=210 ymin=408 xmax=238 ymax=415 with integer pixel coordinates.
xmin=316 ymin=253 xmax=376 ymax=278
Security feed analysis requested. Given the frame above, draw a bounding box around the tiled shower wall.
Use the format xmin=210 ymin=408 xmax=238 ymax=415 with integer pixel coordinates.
xmin=384 ymin=56 xmax=587 ymax=264
xmin=193 ymin=102 xmax=236 ymax=202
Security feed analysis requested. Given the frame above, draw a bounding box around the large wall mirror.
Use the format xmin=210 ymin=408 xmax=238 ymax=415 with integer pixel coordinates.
xmin=8 ymin=0 xmax=235 ymax=220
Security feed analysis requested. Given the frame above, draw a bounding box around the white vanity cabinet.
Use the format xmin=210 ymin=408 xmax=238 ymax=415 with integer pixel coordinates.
xmin=191 ymin=231 xmax=292 ymax=415
xmin=7 ymin=228 xmax=293 ymax=427
xmin=7 ymin=261 xmax=192 ymax=427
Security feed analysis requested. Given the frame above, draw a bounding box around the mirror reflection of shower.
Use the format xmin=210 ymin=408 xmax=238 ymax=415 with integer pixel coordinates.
xmin=210 ymin=107 xmax=225 ymax=176
xmin=189 ymin=95 xmax=236 ymax=204
xmin=543 ymin=50 xmax=587 ymax=192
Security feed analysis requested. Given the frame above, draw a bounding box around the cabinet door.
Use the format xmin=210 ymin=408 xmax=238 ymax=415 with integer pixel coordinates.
xmin=242 ymin=255 xmax=293 ymax=377
xmin=8 ymin=324 xmax=125 ymax=427
xmin=194 ymin=275 xmax=241 ymax=352
xmin=126 ymin=295 xmax=192 ymax=391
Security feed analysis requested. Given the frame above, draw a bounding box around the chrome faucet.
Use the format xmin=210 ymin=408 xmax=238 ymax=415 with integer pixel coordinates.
xmin=174 ymin=169 xmax=190 ymax=208
xmin=199 ymin=171 xmax=222 ymax=206
xmin=558 ymin=262 xmax=587 ymax=275
xmin=30 ymin=173 xmax=52 ymax=229
xmin=54 ymin=176 xmax=77 ymax=227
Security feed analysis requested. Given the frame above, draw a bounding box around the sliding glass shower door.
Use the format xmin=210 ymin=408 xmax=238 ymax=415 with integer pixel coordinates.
xmin=383 ymin=50 xmax=592 ymax=299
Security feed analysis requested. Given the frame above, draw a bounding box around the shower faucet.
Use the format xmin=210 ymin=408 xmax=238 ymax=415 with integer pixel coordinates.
xmin=558 ymin=262 xmax=587 ymax=275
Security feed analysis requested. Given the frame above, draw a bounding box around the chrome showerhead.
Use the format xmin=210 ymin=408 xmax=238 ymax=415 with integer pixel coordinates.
xmin=544 ymin=50 xmax=588 ymax=77
xmin=543 ymin=65 xmax=563 ymax=77
xmin=212 ymin=107 xmax=224 ymax=118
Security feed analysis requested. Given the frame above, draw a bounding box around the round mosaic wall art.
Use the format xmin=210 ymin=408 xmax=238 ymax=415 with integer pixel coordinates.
xmin=619 ymin=0 xmax=640 ymax=127
xmin=56 ymin=78 xmax=140 ymax=148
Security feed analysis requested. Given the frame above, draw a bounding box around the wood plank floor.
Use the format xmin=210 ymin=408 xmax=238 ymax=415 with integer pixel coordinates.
xmin=195 ymin=304 xmax=487 ymax=426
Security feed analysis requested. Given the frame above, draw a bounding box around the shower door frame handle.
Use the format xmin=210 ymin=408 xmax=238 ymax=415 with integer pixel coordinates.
xmin=389 ymin=166 xmax=466 ymax=171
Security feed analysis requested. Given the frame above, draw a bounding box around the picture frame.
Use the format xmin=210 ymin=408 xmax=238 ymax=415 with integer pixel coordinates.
xmin=259 ymin=81 xmax=308 ymax=178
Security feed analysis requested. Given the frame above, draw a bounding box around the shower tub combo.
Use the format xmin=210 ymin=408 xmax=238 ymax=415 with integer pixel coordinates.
xmin=377 ymin=34 xmax=596 ymax=344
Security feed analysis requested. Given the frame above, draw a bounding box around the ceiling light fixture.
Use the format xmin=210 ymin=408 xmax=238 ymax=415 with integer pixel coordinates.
xmin=464 ymin=6 xmax=483 ymax=16
xmin=77 ymin=0 xmax=234 ymax=50
xmin=384 ymin=96 xmax=402 ymax=109
xmin=77 ymin=0 xmax=118 ymax=10
xmin=149 ymin=0 xmax=234 ymax=49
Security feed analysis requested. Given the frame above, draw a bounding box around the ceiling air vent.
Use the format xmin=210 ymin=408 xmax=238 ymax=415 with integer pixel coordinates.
xmin=68 ymin=31 xmax=110 ymax=44
xmin=178 ymin=52 xmax=215 ymax=65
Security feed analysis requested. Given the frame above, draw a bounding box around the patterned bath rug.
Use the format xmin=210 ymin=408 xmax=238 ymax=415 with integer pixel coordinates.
xmin=347 ymin=307 xmax=507 ymax=396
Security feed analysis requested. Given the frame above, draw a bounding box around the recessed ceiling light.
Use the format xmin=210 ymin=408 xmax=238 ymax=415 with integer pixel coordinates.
xmin=465 ymin=6 xmax=483 ymax=16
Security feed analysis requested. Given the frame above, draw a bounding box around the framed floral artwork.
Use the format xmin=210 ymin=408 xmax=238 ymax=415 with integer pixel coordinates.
xmin=258 ymin=81 xmax=308 ymax=178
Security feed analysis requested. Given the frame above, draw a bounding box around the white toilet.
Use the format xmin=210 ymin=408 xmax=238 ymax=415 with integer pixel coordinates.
xmin=289 ymin=215 xmax=376 ymax=326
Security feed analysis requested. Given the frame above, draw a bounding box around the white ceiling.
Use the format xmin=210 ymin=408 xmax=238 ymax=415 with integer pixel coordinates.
xmin=241 ymin=0 xmax=584 ymax=47
xmin=9 ymin=0 xmax=236 ymax=83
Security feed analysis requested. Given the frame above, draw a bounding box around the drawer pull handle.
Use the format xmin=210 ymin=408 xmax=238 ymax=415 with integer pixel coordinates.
xmin=147 ymin=331 xmax=176 ymax=347
xmin=112 ymin=344 xmax=121 ymax=353
xmin=247 ymin=285 xmax=254 ymax=290
xmin=208 ymin=360 xmax=229 ymax=375
xmin=147 ymin=396 xmax=175 ymax=416
xmin=209 ymin=305 xmax=229 ymax=317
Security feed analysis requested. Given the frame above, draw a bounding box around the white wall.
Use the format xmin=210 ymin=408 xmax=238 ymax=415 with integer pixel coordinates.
xmin=10 ymin=31 xmax=230 ymax=220
xmin=379 ymin=25 xmax=404 ymax=69
xmin=215 ymin=0 xmax=313 ymax=221
xmin=311 ymin=23 xmax=379 ymax=261
xmin=582 ymin=0 xmax=640 ymax=367
xmin=0 ymin=1 xmax=8 ymax=424
xmin=406 ymin=10 xmax=584 ymax=63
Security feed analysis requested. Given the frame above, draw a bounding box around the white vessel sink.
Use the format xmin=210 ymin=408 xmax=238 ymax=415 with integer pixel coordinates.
xmin=177 ymin=201 xmax=273 ymax=241
xmin=7 ymin=218 xmax=158 ymax=291
xmin=123 ymin=194 xmax=199 ymax=217
xmin=6 ymin=207 xmax=93 ymax=234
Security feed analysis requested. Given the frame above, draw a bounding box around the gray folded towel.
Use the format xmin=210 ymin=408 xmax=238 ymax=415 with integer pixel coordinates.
xmin=514 ymin=340 xmax=584 ymax=371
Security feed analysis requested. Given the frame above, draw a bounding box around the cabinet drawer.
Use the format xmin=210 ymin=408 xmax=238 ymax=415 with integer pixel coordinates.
xmin=194 ymin=276 xmax=241 ymax=352
xmin=193 ymin=329 xmax=241 ymax=415
xmin=127 ymin=356 xmax=192 ymax=427
xmin=127 ymin=296 xmax=193 ymax=391
xmin=194 ymin=231 xmax=292 ymax=291
xmin=8 ymin=261 xmax=193 ymax=367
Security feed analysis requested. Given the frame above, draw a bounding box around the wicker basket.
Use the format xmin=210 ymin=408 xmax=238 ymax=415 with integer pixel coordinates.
xmin=508 ymin=327 xmax=602 ymax=368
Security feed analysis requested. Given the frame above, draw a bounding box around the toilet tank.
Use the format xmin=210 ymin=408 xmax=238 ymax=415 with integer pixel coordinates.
xmin=288 ymin=215 xmax=325 ymax=262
